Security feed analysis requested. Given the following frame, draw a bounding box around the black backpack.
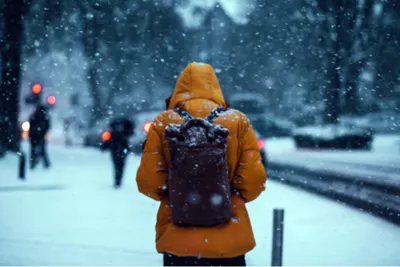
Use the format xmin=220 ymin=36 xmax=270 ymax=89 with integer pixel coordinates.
xmin=165 ymin=107 xmax=232 ymax=227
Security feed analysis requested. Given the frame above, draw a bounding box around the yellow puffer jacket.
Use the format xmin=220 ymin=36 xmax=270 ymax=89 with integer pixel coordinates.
xmin=136 ymin=62 xmax=267 ymax=258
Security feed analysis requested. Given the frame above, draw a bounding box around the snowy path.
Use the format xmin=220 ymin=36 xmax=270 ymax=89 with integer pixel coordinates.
xmin=1 ymin=144 xmax=400 ymax=265
xmin=266 ymin=134 xmax=400 ymax=159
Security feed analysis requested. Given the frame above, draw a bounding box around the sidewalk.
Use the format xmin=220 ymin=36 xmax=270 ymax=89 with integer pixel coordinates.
xmin=1 ymin=144 xmax=399 ymax=265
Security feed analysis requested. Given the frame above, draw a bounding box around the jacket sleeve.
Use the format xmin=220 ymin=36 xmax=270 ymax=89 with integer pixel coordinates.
xmin=231 ymin=115 xmax=267 ymax=203
xmin=136 ymin=121 xmax=168 ymax=201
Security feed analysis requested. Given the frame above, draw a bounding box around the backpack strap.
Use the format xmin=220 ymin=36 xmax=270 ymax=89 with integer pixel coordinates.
xmin=175 ymin=108 xmax=193 ymax=121
xmin=205 ymin=107 xmax=228 ymax=122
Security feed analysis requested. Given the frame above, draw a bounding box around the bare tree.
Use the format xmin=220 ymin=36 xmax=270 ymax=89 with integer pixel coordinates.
xmin=303 ymin=0 xmax=387 ymax=122
xmin=0 ymin=0 xmax=27 ymax=153
xmin=79 ymin=1 xmax=122 ymax=125
xmin=81 ymin=2 xmax=102 ymax=125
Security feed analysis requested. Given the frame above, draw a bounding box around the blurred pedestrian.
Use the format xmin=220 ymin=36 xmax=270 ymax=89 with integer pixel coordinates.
xmin=136 ymin=62 xmax=267 ymax=266
xmin=102 ymin=118 xmax=134 ymax=188
xmin=28 ymin=104 xmax=51 ymax=169
xmin=63 ymin=117 xmax=72 ymax=146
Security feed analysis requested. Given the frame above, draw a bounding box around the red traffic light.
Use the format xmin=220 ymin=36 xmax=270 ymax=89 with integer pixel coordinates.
xmin=47 ymin=95 xmax=56 ymax=105
xmin=257 ymin=139 xmax=265 ymax=149
xmin=102 ymin=131 xmax=111 ymax=141
xmin=47 ymin=95 xmax=57 ymax=105
xmin=32 ymin=83 xmax=42 ymax=94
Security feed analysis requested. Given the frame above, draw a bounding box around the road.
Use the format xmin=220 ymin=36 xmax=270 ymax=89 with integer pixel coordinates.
xmin=0 ymin=143 xmax=400 ymax=265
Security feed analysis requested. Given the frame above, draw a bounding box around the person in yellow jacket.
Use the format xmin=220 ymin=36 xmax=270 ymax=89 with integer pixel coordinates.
xmin=137 ymin=62 xmax=267 ymax=266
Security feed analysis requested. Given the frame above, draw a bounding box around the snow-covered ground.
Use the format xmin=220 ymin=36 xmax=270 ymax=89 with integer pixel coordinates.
xmin=266 ymin=134 xmax=400 ymax=155
xmin=266 ymin=134 xmax=400 ymax=177
xmin=1 ymin=143 xmax=400 ymax=265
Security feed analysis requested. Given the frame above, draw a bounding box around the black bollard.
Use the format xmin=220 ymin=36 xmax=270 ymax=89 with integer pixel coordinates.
xmin=271 ymin=209 xmax=284 ymax=266
xmin=17 ymin=151 xmax=26 ymax=180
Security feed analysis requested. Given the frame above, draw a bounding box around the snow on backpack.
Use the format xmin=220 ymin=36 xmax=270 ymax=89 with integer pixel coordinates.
xmin=165 ymin=107 xmax=232 ymax=227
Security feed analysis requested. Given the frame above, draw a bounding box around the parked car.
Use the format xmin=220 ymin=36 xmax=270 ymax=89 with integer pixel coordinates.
xmin=259 ymin=115 xmax=295 ymax=137
xmin=83 ymin=117 xmax=136 ymax=149
xmin=228 ymin=93 xmax=295 ymax=137
xmin=20 ymin=120 xmax=31 ymax=141
xmin=293 ymin=124 xmax=374 ymax=150
xmin=340 ymin=111 xmax=400 ymax=134
xmin=255 ymin=130 xmax=268 ymax=168
xmin=130 ymin=110 xmax=268 ymax=168
xmin=82 ymin=119 xmax=112 ymax=148
xmin=130 ymin=110 xmax=163 ymax=155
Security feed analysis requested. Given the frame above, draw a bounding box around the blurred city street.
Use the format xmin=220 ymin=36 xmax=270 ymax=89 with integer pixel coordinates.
xmin=1 ymin=0 xmax=400 ymax=265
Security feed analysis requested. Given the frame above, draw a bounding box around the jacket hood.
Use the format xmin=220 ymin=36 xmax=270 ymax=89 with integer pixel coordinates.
xmin=166 ymin=62 xmax=228 ymax=110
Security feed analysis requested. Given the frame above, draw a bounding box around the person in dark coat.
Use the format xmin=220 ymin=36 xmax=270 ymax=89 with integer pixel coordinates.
xmin=28 ymin=105 xmax=51 ymax=169
xmin=101 ymin=118 xmax=134 ymax=188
